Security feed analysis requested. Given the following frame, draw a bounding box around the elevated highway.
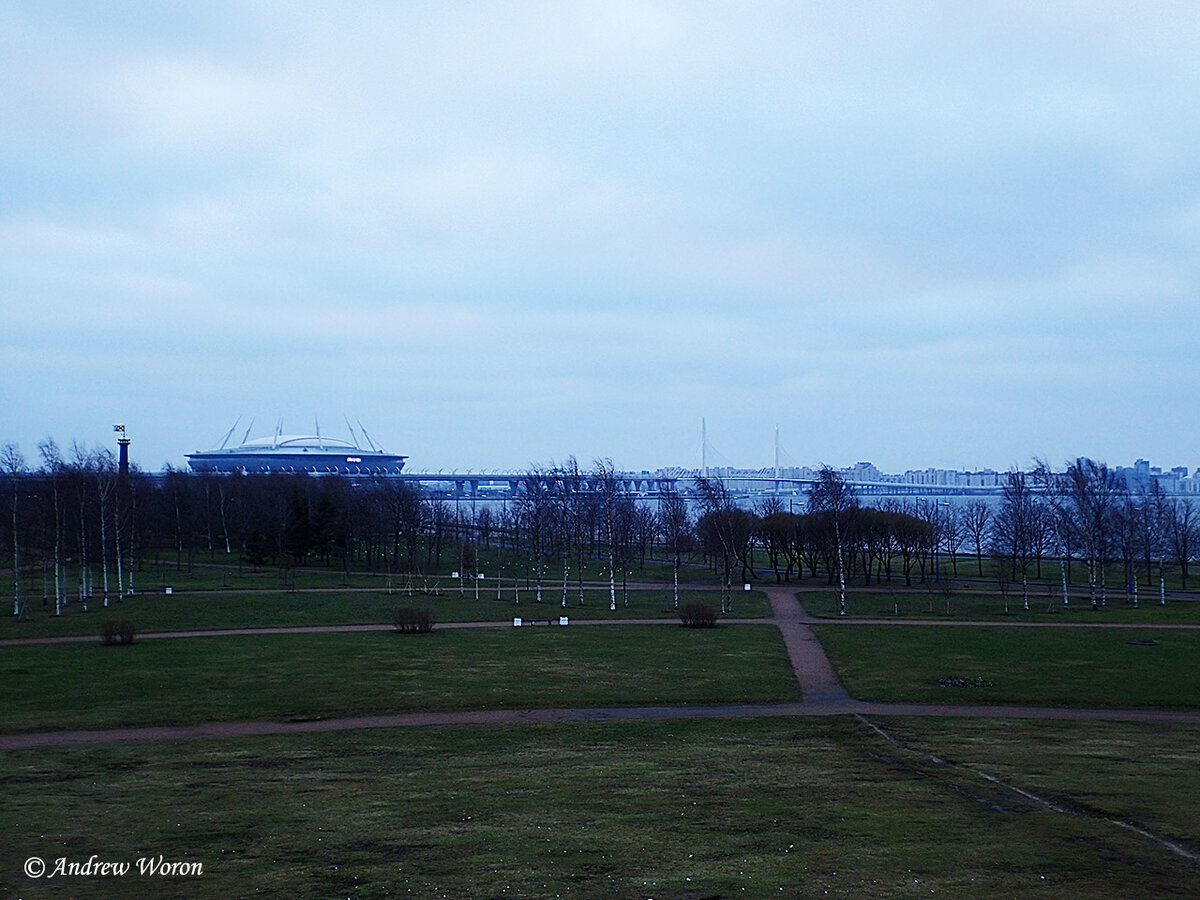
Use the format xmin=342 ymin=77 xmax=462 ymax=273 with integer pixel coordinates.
xmin=396 ymin=471 xmax=1006 ymax=501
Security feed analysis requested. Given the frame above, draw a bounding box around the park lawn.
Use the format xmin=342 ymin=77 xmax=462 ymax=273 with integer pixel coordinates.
xmin=799 ymin=588 xmax=1200 ymax=623
xmin=0 ymin=588 xmax=768 ymax=639
xmin=3 ymin=716 xmax=1199 ymax=899
xmin=0 ymin=551 xmax=721 ymax=599
xmin=813 ymin=624 xmax=1200 ymax=708
xmin=874 ymin=716 xmax=1200 ymax=852
xmin=0 ymin=624 xmax=797 ymax=733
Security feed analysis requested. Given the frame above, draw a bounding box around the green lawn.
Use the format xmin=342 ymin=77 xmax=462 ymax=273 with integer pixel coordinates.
xmin=813 ymin=624 xmax=1200 ymax=708
xmin=0 ymin=588 xmax=768 ymax=638
xmin=799 ymin=587 xmax=1200 ymax=622
xmin=0 ymin=551 xmax=721 ymax=599
xmin=3 ymin=717 xmax=1198 ymax=899
xmin=0 ymin=625 xmax=798 ymax=733
xmin=876 ymin=716 xmax=1200 ymax=851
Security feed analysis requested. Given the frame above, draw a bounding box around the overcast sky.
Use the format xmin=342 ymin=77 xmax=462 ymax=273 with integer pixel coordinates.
xmin=4 ymin=2 xmax=1198 ymax=475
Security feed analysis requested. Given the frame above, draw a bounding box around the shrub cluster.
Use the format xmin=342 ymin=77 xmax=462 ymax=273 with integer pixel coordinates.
xmin=394 ymin=607 xmax=434 ymax=634
xmin=99 ymin=620 xmax=137 ymax=645
xmin=679 ymin=602 xmax=718 ymax=628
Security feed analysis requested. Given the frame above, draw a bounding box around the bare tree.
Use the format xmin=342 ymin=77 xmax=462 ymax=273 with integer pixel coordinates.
xmin=550 ymin=459 xmax=584 ymax=608
xmin=992 ymin=469 xmax=1037 ymax=610
xmin=807 ymin=467 xmax=857 ymax=615
xmin=659 ymin=485 xmax=691 ymax=610
xmin=37 ymin=439 xmax=65 ymax=616
xmin=1138 ymin=481 xmax=1172 ymax=605
xmin=1065 ymin=458 xmax=1121 ymax=609
xmin=694 ymin=476 xmax=739 ymax=613
xmin=963 ymin=502 xmax=992 ymax=578
xmin=1114 ymin=485 xmax=1140 ymax=605
xmin=1 ymin=443 xmax=24 ymax=617
xmin=93 ymin=448 xmax=118 ymax=607
xmin=514 ymin=468 xmax=555 ymax=604
xmin=593 ymin=460 xmax=622 ymax=611
xmin=1033 ymin=460 xmax=1072 ymax=611
xmin=1170 ymin=498 xmax=1198 ymax=592
xmin=560 ymin=458 xmax=592 ymax=607
xmin=757 ymin=496 xmax=794 ymax=584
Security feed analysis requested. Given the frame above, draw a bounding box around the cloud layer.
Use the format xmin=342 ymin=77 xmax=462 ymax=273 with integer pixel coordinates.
xmin=4 ymin=2 xmax=1198 ymax=473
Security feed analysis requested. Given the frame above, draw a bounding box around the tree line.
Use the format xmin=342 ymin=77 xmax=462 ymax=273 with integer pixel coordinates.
xmin=2 ymin=442 xmax=1197 ymax=619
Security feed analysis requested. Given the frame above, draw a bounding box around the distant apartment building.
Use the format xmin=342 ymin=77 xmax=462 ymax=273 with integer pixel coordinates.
xmin=663 ymin=458 xmax=1196 ymax=494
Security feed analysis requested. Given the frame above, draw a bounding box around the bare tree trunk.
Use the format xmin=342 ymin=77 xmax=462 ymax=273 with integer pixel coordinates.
xmin=114 ymin=494 xmax=125 ymax=601
xmin=9 ymin=483 xmax=18 ymax=618
xmin=608 ymin=546 xmax=616 ymax=611
xmin=219 ymin=481 xmax=232 ymax=554
xmin=1060 ymin=556 xmax=1069 ymax=611
xmin=673 ymin=552 xmax=680 ymax=611
xmin=53 ymin=484 xmax=63 ymax=616
xmin=98 ymin=485 xmax=111 ymax=607
xmin=578 ymin=546 xmax=586 ymax=606
xmin=836 ymin=521 xmax=846 ymax=616
xmin=78 ymin=482 xmax=90 ymax=611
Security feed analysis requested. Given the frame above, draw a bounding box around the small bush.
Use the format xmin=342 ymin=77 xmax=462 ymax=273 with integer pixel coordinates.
xmin=679 ymin=602 xmax=718 ymax=628
xmin=100 ymin=620 xmax=137 ymax=645
xmin=394 ymin=607 xmax=434 ymax=634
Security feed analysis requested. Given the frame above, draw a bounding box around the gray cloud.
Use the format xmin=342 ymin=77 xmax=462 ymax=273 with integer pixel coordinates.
xmin=3 ymin=2 xmax=1198 ymax=473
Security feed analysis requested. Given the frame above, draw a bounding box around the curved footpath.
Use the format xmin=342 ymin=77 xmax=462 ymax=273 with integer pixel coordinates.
xmin=4 ymin=586 xmax=1200 ymax=750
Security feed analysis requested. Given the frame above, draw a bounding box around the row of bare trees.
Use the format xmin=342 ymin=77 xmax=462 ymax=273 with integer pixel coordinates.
xmin=0 ymin=449 xmax=702 ymax=615
xmin=2 ymin=440 xmax=135 ymax=618
xmin=505 ymin=459 xmax=680 ymax=610
xmin=988 ymin=459 xmax=1199 ymax=611
xmin=3 ymin=444 xmax=1197 ymax=620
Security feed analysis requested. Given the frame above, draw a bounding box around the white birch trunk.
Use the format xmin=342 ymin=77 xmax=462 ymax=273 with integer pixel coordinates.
xmin=10 ymin=492 xmax=19 ymax=617
xmin=1060 ymin=556 xmax=1069 ymax=610
xmin=673 ymin=556 xmax=679 ymax=611
xmin=99 ymin=493 xmax=110 ymax=607
xmin=836 ymin=521 xmax=846 ymax=616
xmin=608 ymin=550 xmax=616 ymax=611
xmin=114 ymin=498 xmax=125 ymax=601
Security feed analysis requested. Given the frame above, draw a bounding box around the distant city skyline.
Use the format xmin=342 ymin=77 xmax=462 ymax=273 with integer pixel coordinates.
xmin=6 ymin=419 xmax=1195 ymax=492
xmin=4 ymin=4 xmax=1198 ymax=474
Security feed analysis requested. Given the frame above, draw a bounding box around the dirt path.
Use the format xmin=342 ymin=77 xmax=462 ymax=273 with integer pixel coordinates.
xmin=5 ymin=585 xmax=1200 ymax=749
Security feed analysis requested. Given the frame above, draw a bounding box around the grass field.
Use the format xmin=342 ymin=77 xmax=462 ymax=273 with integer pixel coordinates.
xmin=0 ymin=587 xmax=768 ymax=639
xmin=0 ymin=552 xmax=722 ymax=599
xmin=0 ymin=625 xmax=798 ymax=733
xmin=5 ymin=571 xmax=1200 ymax=897
xmin=3 ymin=717 xmax=1199 ymax=899
xmin=813 ymin=624 xmax=1200 ymax=708
xmin=799 ymin=586 xmax=1200 ymax=622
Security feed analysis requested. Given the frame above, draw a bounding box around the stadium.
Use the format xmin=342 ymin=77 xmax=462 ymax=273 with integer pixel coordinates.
xmin=186 ymin=421 xmax=407 ymax=475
